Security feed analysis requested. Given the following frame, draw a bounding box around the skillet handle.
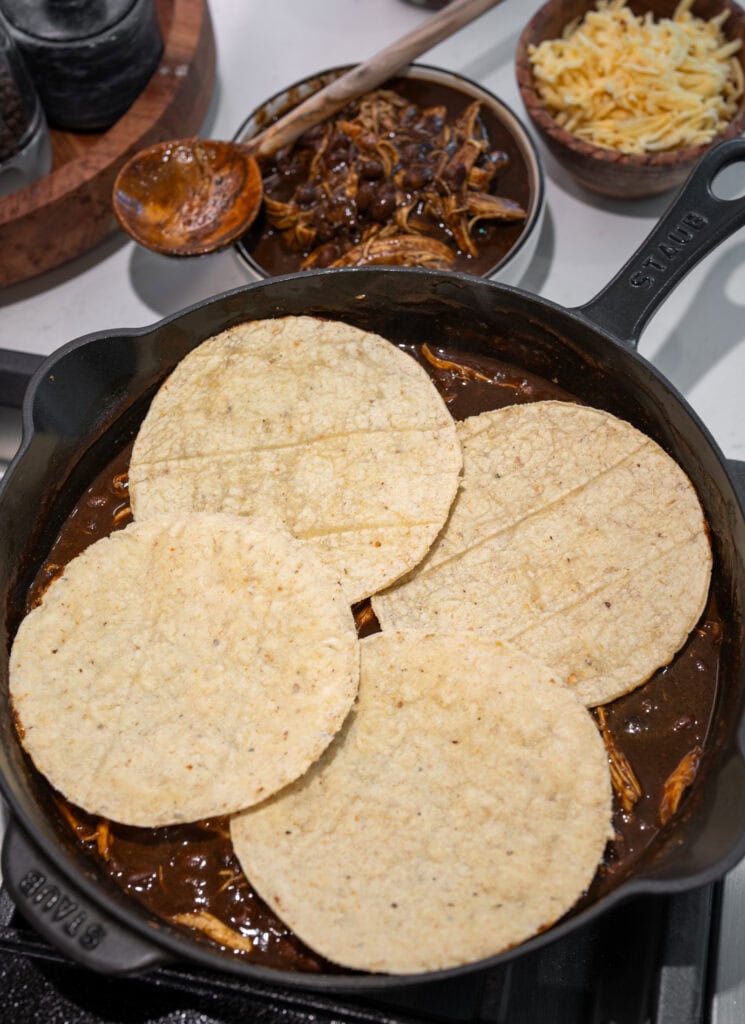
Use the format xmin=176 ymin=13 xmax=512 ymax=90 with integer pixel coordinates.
xmin=728 ymin=459 xmax=745 ymax=761
xmin=1 ymin=817 xmax=171 ymax=975
xmin=0 ymin=350 xmax=44 ymax=408
xmin=573 ymin=137 xmax=745 ymax=349
xmin=730 ymin=459 xmax=745 ymax=508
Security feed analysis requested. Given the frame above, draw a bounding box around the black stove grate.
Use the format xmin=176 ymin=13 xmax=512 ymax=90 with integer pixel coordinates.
xmin=0 ymin=882 xmax=718 ymax=1024
xmin=0 ymin=349 xmax=720 ymax=1023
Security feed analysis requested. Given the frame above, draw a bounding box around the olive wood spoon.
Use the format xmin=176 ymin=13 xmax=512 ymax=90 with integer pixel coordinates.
xmin=112 ymin=0 xmax=502 ymax=256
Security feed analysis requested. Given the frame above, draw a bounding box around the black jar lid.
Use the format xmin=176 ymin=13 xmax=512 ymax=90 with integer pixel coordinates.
xmin=0 ymin=1 xmax=137 ymax=43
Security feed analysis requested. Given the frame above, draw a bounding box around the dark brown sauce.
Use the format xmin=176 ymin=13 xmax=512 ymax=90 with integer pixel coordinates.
xmin=25 ymin=342 xmax=722 ymax=971
xmin=238 ymin=77 xmax=532 ymax=278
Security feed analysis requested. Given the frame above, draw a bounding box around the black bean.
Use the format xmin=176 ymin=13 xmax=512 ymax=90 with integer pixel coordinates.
xmin=359 ymin=159 xmax=384 ymax=180
xmin=442 ymin=161 xmax=467 ymax=187
xmin=356 ymin=181 xmax=375 ymax=211
xmin=403 ymin=163 xmax=434 ymax=190
xmin=370 ymin=186 xmax=396 ymax=223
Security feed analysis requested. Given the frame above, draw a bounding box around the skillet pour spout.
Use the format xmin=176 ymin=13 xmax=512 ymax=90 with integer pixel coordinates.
xmin=0 ymin=140 xmax=744 ymax=989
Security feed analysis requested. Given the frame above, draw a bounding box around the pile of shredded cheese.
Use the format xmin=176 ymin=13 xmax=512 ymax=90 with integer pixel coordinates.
xmin=528 ymin=0 xmax=744 ymax=153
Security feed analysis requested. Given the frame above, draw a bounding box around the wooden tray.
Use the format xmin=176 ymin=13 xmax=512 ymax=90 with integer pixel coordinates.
xmin=0 ymin=0 xmax=216 ymax=288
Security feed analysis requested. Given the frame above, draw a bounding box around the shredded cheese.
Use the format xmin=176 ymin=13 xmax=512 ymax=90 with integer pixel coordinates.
xmin=528 ymin=0 xmax=744 ymax=153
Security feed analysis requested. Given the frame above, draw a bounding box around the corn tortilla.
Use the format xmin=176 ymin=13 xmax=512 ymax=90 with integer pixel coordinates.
xmin=371 ymin=402 xmax=712 ymax=706
xmin=9 ymin=513 xmax=359 ymax=827
xmin=128 ymin=316 xmax=462 ymax=605
xmin=230 ymin=630 xmax=613 ymax=975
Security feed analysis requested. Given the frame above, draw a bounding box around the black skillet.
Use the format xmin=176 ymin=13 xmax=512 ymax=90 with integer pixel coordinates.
xmin=0 ymin=137 xmax=744 ymax=991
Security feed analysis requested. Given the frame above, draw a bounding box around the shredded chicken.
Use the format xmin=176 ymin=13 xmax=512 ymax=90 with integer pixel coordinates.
xmin=659 ymin=746 xmax=702 ymax=825
xmin=56 ymin=800 xmax=113 ymax=861
xmin=260 ymin=88 xmax=527 ymax=270
xmin=595 ymin=706 xmax=643 ymax=815
xmin=421 ymin=343 xmax=497 ymax=383
xmin=171 ymin=911 xmax=254 ymax=952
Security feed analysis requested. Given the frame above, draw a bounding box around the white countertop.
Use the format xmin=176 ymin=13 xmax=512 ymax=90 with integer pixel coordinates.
xmin=1 ymin=0 xmax=744 ymax=1016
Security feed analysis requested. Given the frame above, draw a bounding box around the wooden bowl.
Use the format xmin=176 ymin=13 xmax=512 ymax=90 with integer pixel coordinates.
xmin=515 ymin=0 xmax=745 ymax=198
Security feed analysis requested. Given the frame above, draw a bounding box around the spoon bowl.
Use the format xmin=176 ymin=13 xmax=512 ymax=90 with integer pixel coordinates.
xmin=112 ymin=138 xmax=263 ymax=256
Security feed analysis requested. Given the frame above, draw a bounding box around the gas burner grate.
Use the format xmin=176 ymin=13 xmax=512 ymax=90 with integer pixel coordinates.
xmin=0 ymin=882 xmax=717 ymax=1024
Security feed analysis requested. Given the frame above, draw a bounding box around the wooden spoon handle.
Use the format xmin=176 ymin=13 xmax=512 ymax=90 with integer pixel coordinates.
xmin=251 ymin=0 xmax=503 ymax=159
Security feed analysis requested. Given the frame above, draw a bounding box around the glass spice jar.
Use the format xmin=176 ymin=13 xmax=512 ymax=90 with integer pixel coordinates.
xmin=0 ymin=13 xmax=51 ymax=197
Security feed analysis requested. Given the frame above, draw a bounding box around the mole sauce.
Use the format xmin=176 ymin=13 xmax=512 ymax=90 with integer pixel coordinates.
xmin=26 ymin=342 xmax=722 ymax=972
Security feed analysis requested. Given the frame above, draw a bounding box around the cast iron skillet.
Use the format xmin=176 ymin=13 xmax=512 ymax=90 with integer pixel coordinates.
xmin=1 ymin=139 xmax=744 ymax=991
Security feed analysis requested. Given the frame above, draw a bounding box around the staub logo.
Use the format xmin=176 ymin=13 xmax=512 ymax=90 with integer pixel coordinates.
xmin=19 ymin=869 xmax=106 ymax=950
xmin=629 ymin=211 xmax=709 ymax=288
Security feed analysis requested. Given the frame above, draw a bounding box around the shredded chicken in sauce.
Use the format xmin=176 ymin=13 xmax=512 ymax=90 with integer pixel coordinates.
xmin=260 ymin=88 xmax=527 ymax=270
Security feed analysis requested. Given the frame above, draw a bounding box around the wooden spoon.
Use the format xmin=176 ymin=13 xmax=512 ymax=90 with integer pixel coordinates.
xmin=112 ymin=0 xmax=502 ymax=256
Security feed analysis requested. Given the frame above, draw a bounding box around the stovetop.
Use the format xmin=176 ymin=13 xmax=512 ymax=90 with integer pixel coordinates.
xmin=0 ymin=350 xmax=742 ymax=1024
xmin=0 ymin=883 xmax=719 ymax=1024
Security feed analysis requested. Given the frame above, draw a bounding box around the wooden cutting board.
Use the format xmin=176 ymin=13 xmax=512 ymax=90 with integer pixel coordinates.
xmin=0 ymin=0 xmax=217 ymax=288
